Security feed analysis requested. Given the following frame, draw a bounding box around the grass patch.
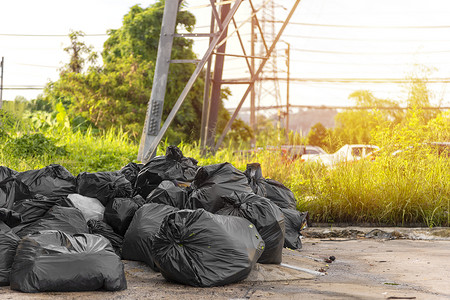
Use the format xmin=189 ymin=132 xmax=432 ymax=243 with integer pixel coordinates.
xmin=0 ymin=117 xmax=448 ymax=227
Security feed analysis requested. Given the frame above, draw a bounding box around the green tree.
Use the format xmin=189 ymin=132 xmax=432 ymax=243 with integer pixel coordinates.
xmin=405 ymin=69 xmax=438 ymax=123
xmin=43 ymin=0 xmax=250 ymax=145
xmin=307 ymin=122 xmax=332 ymax=150
xmin=43 ymin=1 xmax=203 ymax=142
xmin=62 ymin=30 xmax=98 ymax=74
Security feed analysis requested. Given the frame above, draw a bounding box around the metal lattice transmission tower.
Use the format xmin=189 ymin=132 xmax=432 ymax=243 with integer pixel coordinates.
xmin=137 ymin=0 xmax=301 ymax=163
xmin=256 ymin=1 xmax=282 ymax=111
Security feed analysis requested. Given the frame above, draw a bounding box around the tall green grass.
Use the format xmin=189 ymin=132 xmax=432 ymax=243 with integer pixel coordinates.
xmin=1 ymin=107 xmax=448 ymax=227
xmin=0 ymin=126 xmax=138 ymax=175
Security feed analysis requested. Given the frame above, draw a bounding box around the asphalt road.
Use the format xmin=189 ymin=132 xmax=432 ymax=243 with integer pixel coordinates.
xmin=1 ymin=227 xmax=449 ymax=299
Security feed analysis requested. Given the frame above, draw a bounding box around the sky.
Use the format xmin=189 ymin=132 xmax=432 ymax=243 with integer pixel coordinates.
xmin=2 ymin=0 xmax=450 ymax=111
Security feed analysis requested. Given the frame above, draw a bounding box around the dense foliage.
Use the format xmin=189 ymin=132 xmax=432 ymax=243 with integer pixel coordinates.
xmin=40 ymin=1 xmax=217 ymax=143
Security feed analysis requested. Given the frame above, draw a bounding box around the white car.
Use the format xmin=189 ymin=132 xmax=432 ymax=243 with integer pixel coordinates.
xmin=301 ymin=144 xmax=379 ymax=167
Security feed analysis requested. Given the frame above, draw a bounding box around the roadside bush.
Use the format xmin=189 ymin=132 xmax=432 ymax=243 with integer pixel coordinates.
xmin=4 ymin=133 xmax=67 ymax=158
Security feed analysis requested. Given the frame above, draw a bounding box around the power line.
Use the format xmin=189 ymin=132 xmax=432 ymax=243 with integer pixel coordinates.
xmin=288 ymin=59 xmax=450 ymax=66
xmin=223 ymin=77 xmax=450 ymax=84
xmin=274 ymin=77 xmax=450 ymax=83
xmin=0 ymin=33 xmax=108 ymax=37
xmin=228 ymin=105 xmax=450 ymax=112
xmin=267 ymin=20 xmax=450 ymax=29
xmin=281 ymin=33 xmax=450 ymax=43
xmin=199 ymin=31 xmax=450 ymax=43
xmin=290 ymin=48 xmax=450 ymax=55
xmin=2 ymin=87 xmax=44 ymax=90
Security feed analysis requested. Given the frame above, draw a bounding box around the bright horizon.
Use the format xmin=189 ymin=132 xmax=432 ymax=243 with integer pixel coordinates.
xmin=1 ymin=0 xmax=450 ymax=110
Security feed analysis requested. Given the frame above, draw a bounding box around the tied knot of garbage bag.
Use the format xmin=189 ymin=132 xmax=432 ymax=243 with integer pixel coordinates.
xmin=244 ymin=163 xmax=297 ymax=210
xmin=135 ymin=146 xmax=199 ymax=198
xmin=244 ymin=162 xmax=264 ymax=180
xmin=165 ymin=145 xmax=184 ymax=162
xmin=118 ymin=162 xmax=143 ymax=186
xmin=188 ymin=163 xmax=253 ymax=213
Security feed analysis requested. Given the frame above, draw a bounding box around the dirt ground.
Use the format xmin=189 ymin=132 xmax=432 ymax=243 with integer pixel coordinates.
xmin=1 ymin=226 xmax=449 ymax=300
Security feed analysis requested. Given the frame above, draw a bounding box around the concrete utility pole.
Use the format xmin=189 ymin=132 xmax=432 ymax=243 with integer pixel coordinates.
xmin=285 ymin=42 xmax=290 ymax=139
xmin=0 ymin=57 xmax=4 ymax=109
xmin=137 ymin=1 xmax=181 ymax=162
xmin=250 ymin=16 xmax=256 ymax=148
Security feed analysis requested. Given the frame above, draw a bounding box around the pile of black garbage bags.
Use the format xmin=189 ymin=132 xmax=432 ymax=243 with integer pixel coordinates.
xmin=0 ymin=145 xmax=308 ymax=291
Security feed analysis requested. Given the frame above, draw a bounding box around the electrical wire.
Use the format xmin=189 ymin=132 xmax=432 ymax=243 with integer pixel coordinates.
xmin=267 ymin=20 xmax=450 ymax=29
xmin=288 ymin=59 xmax=450 ymax=66
xmin=290 ymin=48 xmax=450 ymax=55
xmin=0 ymin=33 xmax=107 ymax=37
xmin=280 ymin=34 xmax=450 ymax=43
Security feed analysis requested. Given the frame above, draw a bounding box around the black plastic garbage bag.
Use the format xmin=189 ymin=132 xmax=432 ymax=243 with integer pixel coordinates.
xmin=118 ymin=162 xmax=143 ymax=186
xmin=76 ymin=171 xmax=133 ymax=205
xmin=104 ymin=197 xmax=140 ymax=236
xmin=243 ymin=162 xmax=266 ymax=196
xmin=122 ymin=203 xmax=178 ymax=271
xmin=264 ymin=179 xmax=298 ymax=210
xmin=135 ymin=146 xmax=199 ymax=198
xmin=0 ymin=177 xmax=32 ymax=210
xmin=152 ymin=209 xmax=265 ymax=287
xmin=146 ymin=180 xmax=190 ymax=209
xmin=0 ymin=166 xmax=17 ymax=182
xmin=166 ymin=146 xmax=199 ymax=180
xmin=13 ymin=206 xmax=88 ymax=238
xmin=131 ymin=194 xmax=146 ymax=207
xmin=281 ymin=208 xmax=308 ymax=249
xmin=17 ymin=164 xmax=76 ymax=198
xmin=244 ymin=163 xmax=297 ymax=209
xmin=217 ymin=192 xmax=285 ymax=264
xmin=87 ymin=219 xmax=123 ymax=255
xmin=10 ymin=230 xmax=127 ymax=292
xmin=13 ymin=194 xmax=61 ymax=224
xmin=0 ymin=231 xmax=20 ymax=286
xmin=0 ymin=208 xmax=22 ymax=228
xmin=52 ymin=196 xmax=76 ymax=208
xmin=0 ymin=221 xmax=10 ymax=232
xmin=188 ymin=163 xmax=253 ymax=213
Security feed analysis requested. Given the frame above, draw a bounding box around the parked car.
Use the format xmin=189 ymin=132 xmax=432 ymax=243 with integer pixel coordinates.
xmin=301 ymin=144 xmax=380 ymax=167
